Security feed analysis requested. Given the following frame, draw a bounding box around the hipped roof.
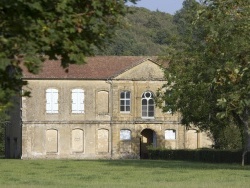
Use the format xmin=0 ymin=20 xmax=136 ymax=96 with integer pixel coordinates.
xmin=22 ymin=56 xmax=159 ymax=80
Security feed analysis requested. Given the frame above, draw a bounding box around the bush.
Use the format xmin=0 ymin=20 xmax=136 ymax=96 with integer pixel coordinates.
xmin=0 ymin=123 xmax=5 ymax=156
xmin=148 ymin=148 xmax=250 ymax=165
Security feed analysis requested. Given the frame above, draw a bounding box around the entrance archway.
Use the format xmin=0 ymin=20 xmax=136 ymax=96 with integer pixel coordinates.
xmin=140 ymin=129 xmax=157 ymax=159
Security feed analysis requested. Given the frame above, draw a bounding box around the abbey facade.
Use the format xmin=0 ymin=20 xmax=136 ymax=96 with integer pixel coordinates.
xmin=6 ymin=56 xmax=212 ymax=159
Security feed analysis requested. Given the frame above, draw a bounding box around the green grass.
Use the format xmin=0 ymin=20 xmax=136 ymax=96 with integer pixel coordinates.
xmin=0 ymin=159 xmax=249 ymax=188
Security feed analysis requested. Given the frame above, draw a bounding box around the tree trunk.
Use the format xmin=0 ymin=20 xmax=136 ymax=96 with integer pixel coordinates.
xmin=241 ymin=108 xmax=250 ymax=166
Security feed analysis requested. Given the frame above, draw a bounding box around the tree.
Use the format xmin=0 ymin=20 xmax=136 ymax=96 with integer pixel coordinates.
xmin=0 ymin=1 xmax=138 ymax=154
xmin=212 ymin=123 xmax=242 ymax=150
xmin=158 ymin=0 xmax=250 ymax=165
xmin=0 ymin=0 xmax=137 ymax=115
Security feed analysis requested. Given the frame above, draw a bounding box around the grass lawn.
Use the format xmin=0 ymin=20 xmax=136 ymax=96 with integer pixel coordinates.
xmin=0 ymin=159 xmax=249 ymax=188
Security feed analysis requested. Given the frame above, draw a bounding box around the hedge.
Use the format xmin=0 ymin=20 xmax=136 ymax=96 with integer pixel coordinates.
xmin=148 ymin=148 xmax=250 ymax=165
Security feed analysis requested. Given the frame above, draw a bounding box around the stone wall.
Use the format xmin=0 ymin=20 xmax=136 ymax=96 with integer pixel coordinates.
xmin=7 ymin=60 xmax=213 ymax=159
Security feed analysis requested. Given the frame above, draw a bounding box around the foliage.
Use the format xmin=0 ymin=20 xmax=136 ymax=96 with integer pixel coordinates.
xmin=213 ymin=123 xmax=242 ymax=150
xmin=148 ymin=148 xmax=250 ymax=164
xmin=158 ymin=0 xmax=250 ymax=165
xmin=0 ymin=0 xmax=137 ymax=116
xmin=0 ymin=160 xmax=250 ymax=187
xmin=95 ymin=7 xmax=177 ymax=55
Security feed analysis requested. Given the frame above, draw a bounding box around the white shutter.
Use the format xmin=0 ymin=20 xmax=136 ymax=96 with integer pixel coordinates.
xmin=46 ymin=90 xmax=52 ymax=113
xmin=72 ymin=90 xmax=78 ymax=113
xmin=52 ymin=89 xmax=58 ymax=113
xmin=72 ymin=89 xmax=84 ymax=113
xmin=78 ymin=89 xmax=84 ymax=113
xmin=46 ymin=89 xmax=58 ymax=113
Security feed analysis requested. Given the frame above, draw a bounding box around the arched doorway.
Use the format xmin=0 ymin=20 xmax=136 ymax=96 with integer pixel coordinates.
xmin=140 ymin=129 xmax=157 ymax=159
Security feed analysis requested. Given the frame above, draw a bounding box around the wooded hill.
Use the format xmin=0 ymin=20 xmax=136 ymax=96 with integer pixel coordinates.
xmin=95 ymin=7 xmax=177 ymax=56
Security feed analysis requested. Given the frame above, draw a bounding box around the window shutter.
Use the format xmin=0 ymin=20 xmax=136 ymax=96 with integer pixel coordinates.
xmin=72 ymin=90 xmax=78 ymax=113
xmin=72 ymin=89 xmax=84 ymax=113
xmin=78 ymin=90 xmax=84 ymax=113
xmin=46 ymin=90 xmax=52 ymax=112
xmin=51 ymin=89 xmax=58 ymax=113
xmin=46 ymin=89 xmax=58 ymax=113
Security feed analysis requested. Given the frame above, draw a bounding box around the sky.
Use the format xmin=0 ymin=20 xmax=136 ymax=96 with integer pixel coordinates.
xmin=126 ymin=0 xmax=185 ymax=15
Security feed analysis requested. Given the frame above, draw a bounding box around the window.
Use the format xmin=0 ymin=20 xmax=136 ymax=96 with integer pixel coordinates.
xmin=120 ymin=91 xmax=130 ymax=113
xmin=141 ymin=91 xmax=154 ymax=118
xmin=97 ymin=90 xmax=109 ymax=114
xmin=165 ymin=129 xmax=176 ymax=140
xmin=120 ymin=129 xmax=131 ymax=140
xmin=46 ymin=88 xmax=58 ymax=113
xmin=72 ymin=89 xmax=84 ymax=113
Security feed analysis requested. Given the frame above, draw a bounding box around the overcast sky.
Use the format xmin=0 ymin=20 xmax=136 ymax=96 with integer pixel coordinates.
xmin=126 ymin=0 xmax=185 ymax=15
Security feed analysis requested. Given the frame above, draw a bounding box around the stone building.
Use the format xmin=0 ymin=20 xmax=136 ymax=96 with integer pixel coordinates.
xmin=6 ymin=56 xmax=212 ymax=159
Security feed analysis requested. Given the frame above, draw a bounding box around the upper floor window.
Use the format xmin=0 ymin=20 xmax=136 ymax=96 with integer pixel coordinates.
xmin=72 ymin=89 xmax=84 ymax=113
xmin=141 ymin=91 xmax=154 ymax=118
xmin=120 ymin=91 xmax=130 ymax=113
xmin=46 ymin=88 xmax=58 ymax=113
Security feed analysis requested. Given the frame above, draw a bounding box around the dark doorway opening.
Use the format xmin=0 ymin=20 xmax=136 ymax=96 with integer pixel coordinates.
xmin=140 ymin=129 xmax=156 ymax=159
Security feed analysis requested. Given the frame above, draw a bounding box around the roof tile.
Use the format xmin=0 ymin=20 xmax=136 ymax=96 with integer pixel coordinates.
xmin=22 ymin=56 xmax=158 ymax=79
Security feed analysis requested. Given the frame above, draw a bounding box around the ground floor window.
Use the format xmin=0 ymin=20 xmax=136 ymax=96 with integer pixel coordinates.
xmin=165 ymin=129 xmax=176 ymax=140
xmin=120 ymin=129 xmax=131 ymax=140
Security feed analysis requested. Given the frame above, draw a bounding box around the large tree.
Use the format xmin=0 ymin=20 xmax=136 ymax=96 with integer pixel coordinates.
xmin=0 ymin=0 xmax=137 ymax=154
xmin=158 ymin=0 xmax=249 ymax=165
xmin=0 ymin=0 xmax=136 ymax=113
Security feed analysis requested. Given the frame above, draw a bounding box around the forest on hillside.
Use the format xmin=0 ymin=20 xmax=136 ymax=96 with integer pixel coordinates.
xmin=95 ymin=7 xmax=178 ymax=56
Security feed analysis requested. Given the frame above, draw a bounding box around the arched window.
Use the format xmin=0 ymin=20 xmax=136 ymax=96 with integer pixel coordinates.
xmin=72 ymin=89 xmax=84 ymax=113
xmin=97 ymin=90 xmax=109 ymax=114
xmin=120 ymin=91 xmax=131 ymax=113
xmin=141 ymin=91 xmax=154 ymax=118
xmin=46 ymin=88 xmax=58 ymax=113
xmin=46 ymin=129 xmax=58 ymax=153
xmin=72 ymin=129 xmax=84 ymax=152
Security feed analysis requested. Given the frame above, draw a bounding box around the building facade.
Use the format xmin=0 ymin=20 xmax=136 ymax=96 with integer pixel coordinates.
xmin=6 ymin=56 xmax=212 ymax=159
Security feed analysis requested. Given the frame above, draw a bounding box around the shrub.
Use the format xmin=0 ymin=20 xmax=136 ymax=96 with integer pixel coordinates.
xmin=148 ymin=148 xmax=250 ymax=165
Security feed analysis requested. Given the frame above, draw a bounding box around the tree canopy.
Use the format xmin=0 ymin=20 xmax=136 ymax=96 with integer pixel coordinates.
xmin=0 ymin=0 xmax=137 ymax=114
xmin=0 ymin=1 xmax=139 ymax=154
xmin=158 ymin=0 xmax=250 ymax=165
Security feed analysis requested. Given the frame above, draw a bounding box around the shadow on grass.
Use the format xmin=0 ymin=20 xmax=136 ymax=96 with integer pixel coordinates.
xmin=79 ymin=159 xmax=250 ymax=171
xmin=1 ymin=158 xmax=249 ymax=171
